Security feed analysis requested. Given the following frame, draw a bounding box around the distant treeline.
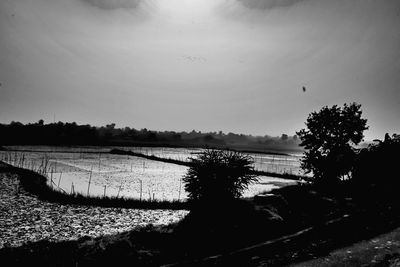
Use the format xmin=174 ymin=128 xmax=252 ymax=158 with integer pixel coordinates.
xmin=0 ymin=120 xmax=301 ymax=152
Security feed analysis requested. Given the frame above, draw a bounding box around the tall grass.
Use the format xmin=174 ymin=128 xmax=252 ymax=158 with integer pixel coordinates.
xmin=87 ymin=167 xmax=93 ymax=196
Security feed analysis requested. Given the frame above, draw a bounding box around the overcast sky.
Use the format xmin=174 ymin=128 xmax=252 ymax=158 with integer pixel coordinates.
xmin=0 ymin=0 xmax=399 ymax=140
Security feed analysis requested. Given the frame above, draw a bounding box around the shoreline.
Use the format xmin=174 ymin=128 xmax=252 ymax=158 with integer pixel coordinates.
xmin=0 ymin=162 xmax=189 ymax=210
xmin=110 ymin=148 xmax=307 ymax=181
xmin=1 ymin=144 xmax=301 ymax=157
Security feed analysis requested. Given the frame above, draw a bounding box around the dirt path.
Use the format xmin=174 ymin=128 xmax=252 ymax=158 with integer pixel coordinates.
xmin=289 ymin=226 xmax=400 ymax=267
xmin=0 ymin=165 xmax=188 ymax=249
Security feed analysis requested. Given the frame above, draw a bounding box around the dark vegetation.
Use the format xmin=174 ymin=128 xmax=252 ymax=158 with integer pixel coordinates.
xmin=296 ymin=102 xmax=368 ymax=186
xmin=0 ymin=120 xmax=301 ymax=153
xmin=2 ymin=103 xmax=400 ymax=266
xmin=183 ymin=150 xmax=258 ymax=205
xmin=352 ymin=133 xmax=400 ymax=189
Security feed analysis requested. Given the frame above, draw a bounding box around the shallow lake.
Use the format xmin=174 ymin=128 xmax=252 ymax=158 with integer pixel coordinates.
xmin=1 ymin=146 xmax=302 ymax=201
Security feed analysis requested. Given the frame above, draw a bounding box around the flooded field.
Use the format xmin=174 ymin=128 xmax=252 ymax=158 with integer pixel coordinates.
xmin=0 ymin=146 xmax=301 ymax=201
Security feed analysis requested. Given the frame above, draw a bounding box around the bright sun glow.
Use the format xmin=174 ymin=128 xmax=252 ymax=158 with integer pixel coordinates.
xmin=155 ymin=0 xmax=220 ymax=18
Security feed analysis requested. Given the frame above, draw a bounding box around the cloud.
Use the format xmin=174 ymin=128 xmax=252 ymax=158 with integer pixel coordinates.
xmin=236 ymin=0 xmax=305 ymax=9
xmin=1 ymin=0 xmax=400 ymax=139
xmin=80 ymin=0 xmax=142 ymax=10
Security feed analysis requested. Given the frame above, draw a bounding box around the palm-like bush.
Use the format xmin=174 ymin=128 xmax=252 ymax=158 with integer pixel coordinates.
xmin=183 ymin=149 xmax=258 ymax=204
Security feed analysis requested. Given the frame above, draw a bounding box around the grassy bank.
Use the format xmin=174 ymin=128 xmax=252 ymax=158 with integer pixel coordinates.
xmin=110 ymin=148 xmax=306 ymax=181
xmin=0 ymin=162 xmax=188 ymax=210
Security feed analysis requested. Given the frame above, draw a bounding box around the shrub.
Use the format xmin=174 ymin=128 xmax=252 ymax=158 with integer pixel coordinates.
xmin=182 ymin=149 xmax=258 ymax=204
xmin=353 ymin=133 xmax=400 ymax=188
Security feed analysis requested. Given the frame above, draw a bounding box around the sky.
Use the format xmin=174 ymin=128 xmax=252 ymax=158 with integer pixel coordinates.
xmin=0 ymin=0 xmax=399 ymax=140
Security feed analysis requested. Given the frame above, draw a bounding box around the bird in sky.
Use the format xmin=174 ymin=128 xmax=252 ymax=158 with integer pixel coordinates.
xmin=302 ymin=86 xmax=306 ymax=92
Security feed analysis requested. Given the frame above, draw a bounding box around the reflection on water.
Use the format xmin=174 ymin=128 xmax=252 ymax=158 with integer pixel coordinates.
xmin=1 ymin=146 xmax=301 ymax=200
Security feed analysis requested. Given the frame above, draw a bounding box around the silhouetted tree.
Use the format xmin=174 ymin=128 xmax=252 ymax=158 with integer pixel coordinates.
xmin=183 ymin=149 xmax=258 ymax=205
xmin=296 ymin=103 xmax=368 ymax=185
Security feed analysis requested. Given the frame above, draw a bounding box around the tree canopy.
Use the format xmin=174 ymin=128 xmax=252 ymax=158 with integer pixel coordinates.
xmin=0 ymin=120 xmax=300 ymax=151
xmin=296 ymin=103 xmax=368 ymax=184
